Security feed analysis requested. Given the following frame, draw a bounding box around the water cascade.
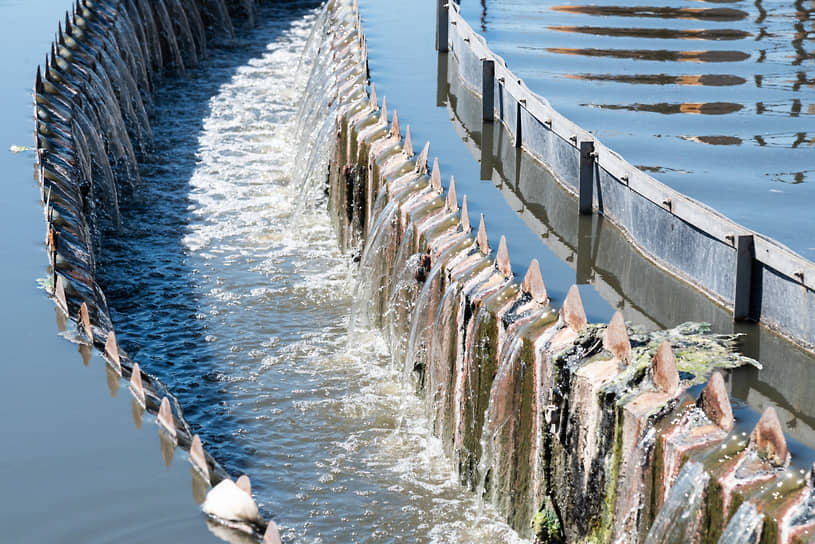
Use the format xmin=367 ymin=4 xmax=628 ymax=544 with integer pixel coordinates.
xmin=329 ymin=5 xmax=815 ymax=541
xmin=32 ymin=0 xmax=815 ymax=542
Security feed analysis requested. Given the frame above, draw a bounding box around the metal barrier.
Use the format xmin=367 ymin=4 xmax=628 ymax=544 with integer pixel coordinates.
xmin=436 ymin=0 xmax=815 ymax=352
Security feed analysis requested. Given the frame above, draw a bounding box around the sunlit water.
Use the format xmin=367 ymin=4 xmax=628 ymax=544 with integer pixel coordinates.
xmin=458 ymin=0 xmax=815 ymax=260
xmin=97 ymin=3 xmax=524 ymax=542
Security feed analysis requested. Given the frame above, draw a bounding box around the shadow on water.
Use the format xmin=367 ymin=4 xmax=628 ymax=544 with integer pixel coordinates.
xmin=96 ymin=0 xmax=320 ymax=478
xmin=439 ymin=47 xmax=815 ymax=451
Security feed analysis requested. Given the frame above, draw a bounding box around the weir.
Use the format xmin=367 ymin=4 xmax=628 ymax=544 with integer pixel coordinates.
xmin=30 ymin=0 xmax=815 ymax=543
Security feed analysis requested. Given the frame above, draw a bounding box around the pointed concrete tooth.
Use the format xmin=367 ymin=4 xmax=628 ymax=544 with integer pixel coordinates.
xmin=236 ymin=474 xmax=252 ymax=496
xmin=44 ymin=58 xmax=52 ymax=83
xmin=369 ymin=82 xmax=377 ymax=109
xmin=58 ymin=22 xmax=64 ymax=45
xmin=35 ymin=66 xmax=44 ymax=94
xmin=403 ymin=125 xmax=413 ymax=157
xmin=496 ymin=236 xmax=512 ymax=277
xmin=561 ymin=285 xmax=587 ymax=332
xmin=391 ymin=110 xmax=400 ymax=140
xmin=431 ymin=158 xmax=442 ymax=192
xmin=50 ymin=44 xmax=58 ymax=70
xmin=379 ymin=96 xmax=387 ymax=124
xmin=54 ymin=275 xmax=67 ymax=313
xmin=477 ymin=214 xmax=490 ymax=255
xmin=751 ymin=406 xmax=789 ymax=467
xmin=446 ymin=176 xmax=458 ymax=212
xmin=603 ymin=311 xmax=631 ymax=364
xmin=263 ymin=521 xmax=282 ymax=544
xmin=460 ymin=195 xmax=471 ymax=233
xmin=190 ymin=434 xmax=210 ymax=480
xmin=522 ymin=259 xmax=548 ymax=305
xmin=79 ymin=302 xmax=93 ymax=340
xmin=47 ymin=226 xmax=56 ymax=252
xmin=130 ymin=362 xmax=146 ymax=407
xmin=416 ymin=141 xmax=430 ymax=175
xmin=105 ymin=331 xmax=122 ymax=374
xmin=158 ymin=397 xmax=176 ymax=439
xmin=652 ymin=341 xmax=679 ymax=395
xmin=697 ymin=371 xmax=734 ymax=432
xmin=65 ymin=12 xmax=72 ymax=36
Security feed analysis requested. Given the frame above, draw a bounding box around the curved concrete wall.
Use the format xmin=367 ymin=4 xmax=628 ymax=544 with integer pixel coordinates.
xmin=333 ymin=4 xmax=815 ymax=541
xmin=441 ymin=1 xmax=815 ymax=353
xmin=33 ymin=0 xmax=263 ymax=497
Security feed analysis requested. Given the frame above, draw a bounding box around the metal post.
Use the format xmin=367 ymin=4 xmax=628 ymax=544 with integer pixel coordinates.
xmin=734 ymin=234 xmax=755 ymax=320
xmin=515 ymin=100 xmax=523 ymax=148
xmin=578 ymin=140 xmax=595 ymax=214
xmin=436 ymin=0 xmax=448 ymax=52
xmin=482 ymin=59 xmax=495 ymax=121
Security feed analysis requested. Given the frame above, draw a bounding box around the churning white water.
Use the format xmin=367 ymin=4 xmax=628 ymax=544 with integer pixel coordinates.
xmin=99 ymin=3 xmax=525 ymax=542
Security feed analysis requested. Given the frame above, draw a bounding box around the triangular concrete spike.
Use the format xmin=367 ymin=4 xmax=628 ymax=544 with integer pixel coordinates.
xmin=522 ymin=259 xmax=548 ymax=305
xmin=105 ymin=331 xmax=122 ymax=374
xmin=460 ymin=195 xmax=471 ymax=233
xmin=603 ymin=311 xmax=631 ymax=364
xmin=263 ymin=521 xmax=282 ymax=544
xmin=431 ymin=158 xmax=442 ymax=192
xmin=35 ymin=66 xmax=44 ymax=94
xmin=446 ymin=176 xmax=458 ymax=212
xmin=50 ymin=44 xmax=58 ymax=70
xmin=236 ymin=474 xmax=252 ymax=496
xmin=652 ymin=340 xmax=679 ymax=395
xmin=416 ymin=141 xmax=430 ymax=175
xmin=561 ymin=285 xmax=587 ymax=332
xmin=403 ymin=125 xmax=413 ymax=157
xmin=380 ymin=96 xmax=387 ymax=124
xmin=369 ymin=82 xmax=377 ymax=109
xmin=65 ymin=12 xmax=72 ymax=36
xmin=79 ymin=302 xmax=93 ymax=340
xmin=190 ymin=434 xmax=210 ymax=480
xmin=477 ymin=214 xmax=490 ymax=255
xmin=158 ymin=397 xmax=176 ymax=438
xmin=496 ymin=236 xmax=512 ymax=277
xmin=697 ymin=371 xmax=734 ymax=432
xmin=751 ymin=406 xmax=789 ymax=468
xmin=44 ymin=57 xmax=52 ymax=83
xmin=54 ymin=275 xmax=67 ymax=312
xmin=130 ymin=362 xmax=146 ymax=407
xmin=391 ymin=110 xmax=400 ymax=140
xmin=58 ymin=21 xmax=64 ymax=45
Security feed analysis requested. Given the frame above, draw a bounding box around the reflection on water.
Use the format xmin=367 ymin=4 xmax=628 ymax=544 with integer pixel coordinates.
xmin=550 ymin=5 xmax=750 ymax=21
xmin=457 ymin=0 xmax=815 ymax=258
xmin=441 ymin=45 xmax=815 ymax=454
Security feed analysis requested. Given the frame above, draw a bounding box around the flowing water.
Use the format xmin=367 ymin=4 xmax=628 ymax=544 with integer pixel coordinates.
xmin=457 ymin=0 xmax=815 ymax=260
xmin=95 ymin=3 xmax=525 ymax=542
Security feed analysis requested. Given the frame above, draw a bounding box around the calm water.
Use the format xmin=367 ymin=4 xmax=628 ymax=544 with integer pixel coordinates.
xmin=458 ymin=0 xmax=815 ymax=260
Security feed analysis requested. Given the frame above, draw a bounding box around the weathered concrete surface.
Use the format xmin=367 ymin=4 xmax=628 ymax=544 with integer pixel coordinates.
xmin=328 ymin=8 xmax=815 ymax=541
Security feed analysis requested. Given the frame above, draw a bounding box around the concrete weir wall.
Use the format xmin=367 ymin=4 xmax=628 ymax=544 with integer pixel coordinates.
xmin=440 ymin=3 xmax=815 ymax=354
xmin=33 ymin=0 xmax=262 ymax=511
xmin=330 ymin=3 xmax=815 ymax=543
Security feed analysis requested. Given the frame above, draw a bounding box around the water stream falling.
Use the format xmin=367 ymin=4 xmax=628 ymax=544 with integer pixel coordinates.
xmin=96 ymin=2 xmax=525 ymax=542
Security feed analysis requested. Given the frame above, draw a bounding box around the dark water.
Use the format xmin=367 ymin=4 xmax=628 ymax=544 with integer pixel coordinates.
xmin=95 ymin=2 xmax=524 ymax=542
xmin=457 ymin=0 xmax=815 ymax=261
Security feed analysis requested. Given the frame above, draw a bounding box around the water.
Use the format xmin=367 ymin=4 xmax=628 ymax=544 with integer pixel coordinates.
xmin=0 ymin=2 xmax=221 ymax=540
xmin=457 ymin=0 xmax=815 ymax=261
xmin=95 ymin=3 xmax=525 ymax=542
xmin=5 ymin=0 xmax=814 ymax=541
